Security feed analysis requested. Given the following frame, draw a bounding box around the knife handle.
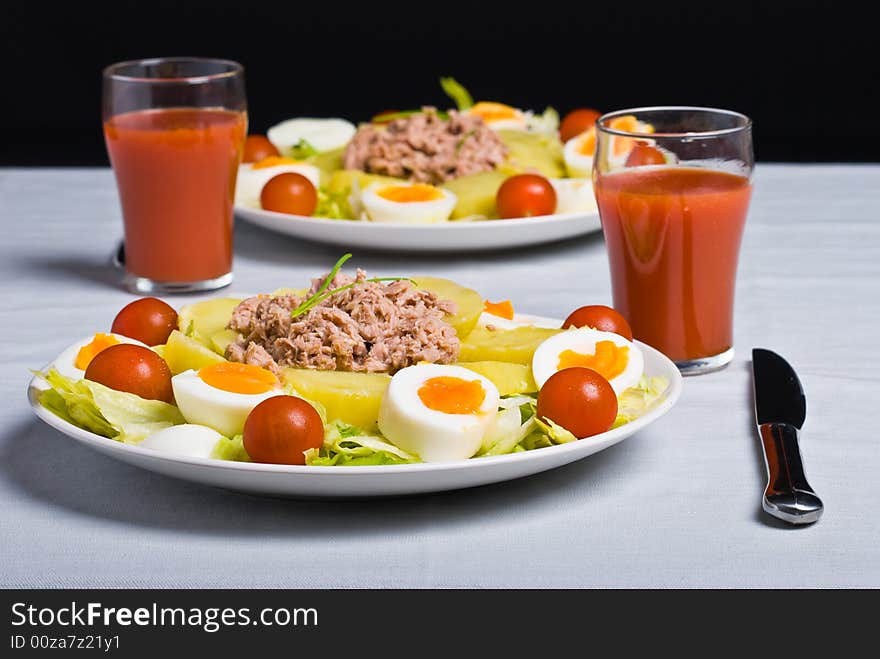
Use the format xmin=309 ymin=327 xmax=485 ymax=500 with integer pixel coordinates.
xmin=758 ymin=422 xmax=823 ymax=524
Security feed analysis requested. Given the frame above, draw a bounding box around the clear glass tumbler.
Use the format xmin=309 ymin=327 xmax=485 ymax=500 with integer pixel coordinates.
xmin=593 ymin=106 xmax=753 ymax=375
xmin=102 ymin=58 xmax=247 ymax=293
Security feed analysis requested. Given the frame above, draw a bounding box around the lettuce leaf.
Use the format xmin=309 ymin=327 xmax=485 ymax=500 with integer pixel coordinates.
xmin=534 ymin=415 xmax=578 ymax=444
xmin=613 ymin=376 xmax=669 ymax=428
xmin=440 ymin=77 xmax=474 ymax=111
xmin=35 ymin=369 xmax=185 ymax=444
xmin=304 ymin=420 xmax=419 ymax=466
xmin=211 ymin=434 xmax=250 ymax=462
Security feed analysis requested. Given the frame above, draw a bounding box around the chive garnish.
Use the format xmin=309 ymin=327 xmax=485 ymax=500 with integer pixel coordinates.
xmin=290 ymin=253 xmax=414 ymax=319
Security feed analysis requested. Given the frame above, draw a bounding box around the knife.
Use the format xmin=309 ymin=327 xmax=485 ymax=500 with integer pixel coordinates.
xmin=751 ymin=348 xmax=823 ymax=525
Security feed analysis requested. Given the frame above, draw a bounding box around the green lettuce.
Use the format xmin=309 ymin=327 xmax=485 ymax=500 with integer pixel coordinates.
xmin=35 ymin=369 xmax=185 ymax=444
xmin=211 ymin=434 xmax=250 ymax=462
xmin=613 ymin=376 xmax=669 ymax=428
xmin=440 ymin=77 xmax=474 ymax=111
xmin=304 ymin=420 xmax=419 ymax=466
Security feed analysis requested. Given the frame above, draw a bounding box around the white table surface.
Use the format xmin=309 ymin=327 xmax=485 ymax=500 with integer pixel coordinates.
xmin=1 ymin=165 xmax=878 ymax=588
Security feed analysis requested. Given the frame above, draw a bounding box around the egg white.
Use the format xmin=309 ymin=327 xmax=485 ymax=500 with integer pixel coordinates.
xmin=361 ymin=183 xmax=457 ymax=224
xmin=532 ymin=327 xmax=644 ymax=395
xmin=235 ymin=162 xmax=321 ymax=209
xmin=478 ymin=312 xmax=561 ymax=330
xmin=549 ymin=177 xmax=597 ymax=214
xmin=267 ymin=118 xmax=357 ymax=155
xmin=52 ymin=333 xmax=150 ymax=381
xmin=171 ymin=369 xmax=283 ymax=438
xmin=563 ymin=133 xmax=596 ymax=178
xmin=139 ymin=424 xmax=225 ymax=459
xmin=378 ymin=364 xmax=501 ymax=462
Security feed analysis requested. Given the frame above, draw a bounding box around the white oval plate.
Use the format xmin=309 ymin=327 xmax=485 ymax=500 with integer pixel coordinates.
xmin=235 ymin=205 xmax=601 ymax=252
xmin=28 ymin=337 xmax=680 ymax=499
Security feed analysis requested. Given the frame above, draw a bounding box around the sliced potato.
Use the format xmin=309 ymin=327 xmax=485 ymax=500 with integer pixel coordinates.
xmin=442 ymin=170 xmax=508 ymax=219
xmin=498 ymin=129 xmax=566 ymax=178
xmin=177 ymin=297 xmax=243 ymax=346
xmin=281 ymin=368 xmax=391 ymax=430
xmin=455 ymin=361 xmax=537 ymax=395
xmin=164 ymin=330 xmax=226 ymax=375
xmin=210 ymin=329 xmax=241 ymax=356
xmin=411 ymin=276 xmax=483 ymax=338
xmin=459 ymin=325 xmax=562 ymax=364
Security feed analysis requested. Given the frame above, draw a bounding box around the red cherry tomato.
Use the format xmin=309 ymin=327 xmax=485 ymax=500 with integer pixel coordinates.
xmin=84 ymin=344 xmax=174 ymax=403
xmin=561 ymin=305 xmax=633 ymax=340
xmin=260 ymin=172 xmax=318 ymax=216
xmin=560 ymin=108 xmax=602 ymax=142
xmin=495 ymin=174 xmax=557 ymax=219
xmin=625 ymin=142 xmax=667 ymax=167
xmin=243 ymin=396 xmax=324 ymax=465
xmin=111 ymin=297 xmax=178 ymax=346
xmin=243 ymin=135 xmax=280 ymax=163
xmin=536 ymin=367 xmax=618 ymax=439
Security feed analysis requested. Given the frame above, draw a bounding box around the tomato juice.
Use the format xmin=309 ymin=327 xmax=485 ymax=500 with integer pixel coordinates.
xmin=104 ymin=108 xmax=246 ymax=283
xmin=595 ymin=166 xmax=751 ymax=362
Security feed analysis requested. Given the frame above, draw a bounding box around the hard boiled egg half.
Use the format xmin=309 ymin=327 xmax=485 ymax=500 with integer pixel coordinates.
xmin=378 ymin=364 xmax=500 ymax=462
xmin=563 ymin=115 xmax=655 ymax=176
xmin=464 ymin=102 xmax=529 ymax=131
xmin=361 ymin=182 xmax=457 ymax=224
xmin=548 ymin=178 xmax=597 ymax=214
xmin=52 ymin=333 xmax=150 ymax=380
xmin=532 ymin=327 xmax=644 ymax=395
xmin=171 ymin=362 xmax=284 ymax=437
xmin=267 ymin=117 xmax=357 ymax=155
xmin=139 ymin=424 xmax=226 ymax=459
xmin=235 ymin=157 xmax=321 ymax=209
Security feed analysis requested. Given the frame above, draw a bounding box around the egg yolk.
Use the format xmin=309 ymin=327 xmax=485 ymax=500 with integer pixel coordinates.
xmin=418 ymin=376 xmax=486 ymax=415
xmin=377 ymin=184 xmax=444 ymax=203
xmin=198 ymin=362 xmax=278 ymax=394
xmin=576 ymin=128 xmax=597 ymax=156
xmin=75 ymin=333 xmax=120 ymax=370
xmin=470 ymin=102 xmax=521 ymax=123
xmin=484 ymin=299 xmax=515 ymax=320
xmin=252 ymin=156 xmax=300 ymax=170
xmin=557 ymin=341 xmax=629 ymax=382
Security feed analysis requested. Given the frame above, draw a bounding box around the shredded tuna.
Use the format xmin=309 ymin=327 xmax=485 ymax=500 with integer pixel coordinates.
xmin=226 ymin=269 xmax=459 ymax=374
xmin=342 ymin=107 xmax=507 ymax=184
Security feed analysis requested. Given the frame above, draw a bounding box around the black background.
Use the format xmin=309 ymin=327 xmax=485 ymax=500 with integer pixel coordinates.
xmin=1 ymin=0 xmax=872 ymax=165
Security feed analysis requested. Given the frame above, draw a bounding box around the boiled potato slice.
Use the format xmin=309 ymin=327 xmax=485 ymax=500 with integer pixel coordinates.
xmin=210 ymin=329 xmax=241 ymax=356
xmin=442 ymin=170 xmax=508 ymax=219
xmin=498 ymin=129 xmax=566 ymax=179
xmin=177 ymin=297 xmax=243 ymax=346
xmin=281 ymin=368 xmax=391 ymax=431
xmin=459 ymin=326 xmax=562 ymax=364
xmin=456 ymin=361 xmax=537 ymax=395
xmin=164 ymin=330 xmax=226 ymax=375
xmin=411 ymin=276 xmax=483 ymax=338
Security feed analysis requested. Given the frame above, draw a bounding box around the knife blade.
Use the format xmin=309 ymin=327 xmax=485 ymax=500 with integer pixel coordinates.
xmin=751 ymin=349 xmax=823 ymax=525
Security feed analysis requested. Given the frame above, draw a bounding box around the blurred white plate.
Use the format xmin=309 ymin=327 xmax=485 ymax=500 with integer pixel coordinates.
xmin=28 ymin=332 xmax=680 ymax=499
xmin=235 ymin=205 xmax=601 ymax=252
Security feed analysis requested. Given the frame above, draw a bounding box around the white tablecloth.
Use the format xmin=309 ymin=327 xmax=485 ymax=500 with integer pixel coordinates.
xmin=1 ymin=165 xmax=877 ymax=587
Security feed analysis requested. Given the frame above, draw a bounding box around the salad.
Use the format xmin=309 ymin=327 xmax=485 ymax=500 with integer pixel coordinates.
xmin=233 ymin=79 xmax=651 ymax=224
xmin=34 ymin=255 xmax=668 ymax=467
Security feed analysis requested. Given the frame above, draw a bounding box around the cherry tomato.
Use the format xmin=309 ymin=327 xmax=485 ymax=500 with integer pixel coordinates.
xmin=561 ymin=305 xmax=633 ymax=340
xmin=84 ymin=344 xmax=174 ymax=403
xmin=111 ymin=297 xmax=178 ymax=346
xmin=495 ymin=174 xmax=557 ymax=219
xmin=536 ymin=367 xmax=618 ymax=439
xmin=243 ymin=135 xmax=280 ymax=163
xmin=560 ymin=108 xmax=602 ymax=142
xmin=260 ymin=172 xmax=318 ymax=216
xmin=625 ymin=142 xmax=667 ymax=167
xmin=243 ymin=395 xmax=324 ymax=465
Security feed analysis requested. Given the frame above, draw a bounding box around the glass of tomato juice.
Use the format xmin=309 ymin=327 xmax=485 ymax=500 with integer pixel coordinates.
xmin=593 ymin=107 xmax=753 ymax=375
xmin=102 ymin=58 xmax=247 ymax=293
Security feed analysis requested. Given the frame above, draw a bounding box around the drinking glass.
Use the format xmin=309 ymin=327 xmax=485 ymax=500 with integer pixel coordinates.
xmin=593 ymin=106 xmax=753 ymax=375
xmin=102 ymin=57 xmax=247 ymax=293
